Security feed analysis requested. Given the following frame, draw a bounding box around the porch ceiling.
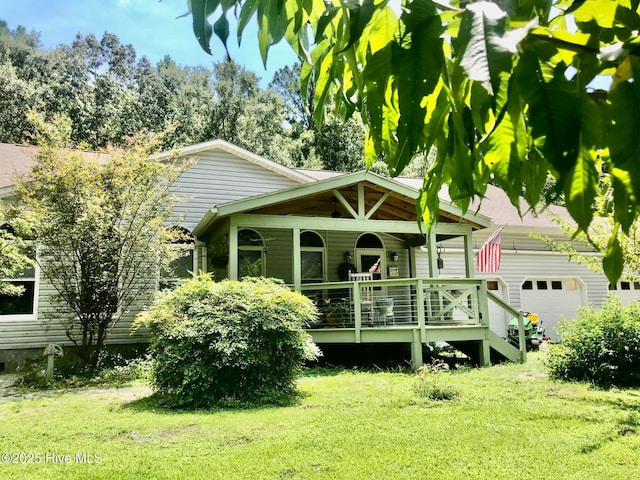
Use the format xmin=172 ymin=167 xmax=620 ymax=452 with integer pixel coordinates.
xmin=245 ymin=181 xmax=476 ymax=226
xmin=193 ymin=171 xmax=490 ymax=236
xmin=247 ymin=181 xmax=408 ymax=220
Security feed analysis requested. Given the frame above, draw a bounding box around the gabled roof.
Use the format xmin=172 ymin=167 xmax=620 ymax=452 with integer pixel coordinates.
xmin=152 ymin=139 xmax=315 ymax=184
xmin=194 ymin=170 xmax=491 ymax=236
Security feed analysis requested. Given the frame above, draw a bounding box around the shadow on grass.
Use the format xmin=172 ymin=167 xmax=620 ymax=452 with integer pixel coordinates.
xmin=121 ymin=389 xmax=308 ymax=414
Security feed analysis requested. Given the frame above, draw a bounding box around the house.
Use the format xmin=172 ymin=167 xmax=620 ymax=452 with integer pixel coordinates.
xmin=0 ymin=140 xmax=626 ymax=370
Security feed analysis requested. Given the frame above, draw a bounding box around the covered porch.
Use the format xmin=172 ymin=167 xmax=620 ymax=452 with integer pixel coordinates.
xmin=193 ymin=171 xmax=526 ymax=367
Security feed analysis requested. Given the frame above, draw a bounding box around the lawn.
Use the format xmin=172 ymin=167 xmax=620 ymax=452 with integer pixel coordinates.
xmin=1 ymin=353 xmax=640 ymax=479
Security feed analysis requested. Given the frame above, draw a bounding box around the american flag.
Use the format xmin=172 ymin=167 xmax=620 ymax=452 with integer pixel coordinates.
xmin=476 ymin=227 xmax=504 ymax=273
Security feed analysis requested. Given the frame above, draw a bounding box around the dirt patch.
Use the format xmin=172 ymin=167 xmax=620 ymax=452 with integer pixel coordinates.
xmin=0 ymin=374 xmax=21 ymax=400
xmin=0 ymin=374 xmax=153 ymax=403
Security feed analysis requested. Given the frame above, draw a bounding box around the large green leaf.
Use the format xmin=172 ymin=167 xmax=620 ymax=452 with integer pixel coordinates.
xmin=608 ymin=56 xmax=640 ymax=208
xmin=343 ymin=0 xmax=378 ymax=52
xmin=457 ymin=2 xmax=516 ymax=96
xmin=213 ymin=15 xmax=230 ymax=52
xmin=190 ymin=0 xmax=221 ymax=54
xmin=602 ymin=226 xmax=624 ymax=285
xmin=391 ymin=3 xmax=444 ymax=174
xmin=513 ymin=47 xmax=581 ymax=178
xmin=563 ymin=143 xmax=597 ymax=231
xmin=571 ymin=0 xmax=618 ymax=28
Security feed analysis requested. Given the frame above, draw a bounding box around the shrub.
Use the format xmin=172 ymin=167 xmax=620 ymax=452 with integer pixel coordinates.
xmin=412 ymin=359 xmax=459 ymax=401
xmin=136 ymin=275 xmax=320 ymax=408
xmin=545 ymin=295 xmax=640 ymax=387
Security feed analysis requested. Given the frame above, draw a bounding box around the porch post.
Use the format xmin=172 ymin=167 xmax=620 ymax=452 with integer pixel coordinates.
xmin=479 ymin=340 xmax=491 ymax=367
xmin=229 ymin=218 xmax=238 ymax=281
xmin=416 ymin=279 xmax=427 ymax=343
xmin=463 ymin=231 xmax=475 ymax=278
xmin=292 ymin=227 xmax=301 ymax=292
xmin=194 ymin=239 xmax=207 ymax=274
xmin=411 ymin=329 xmax=423 ymax=370
xmin=427 ymin=231 xmax=438 ymax=278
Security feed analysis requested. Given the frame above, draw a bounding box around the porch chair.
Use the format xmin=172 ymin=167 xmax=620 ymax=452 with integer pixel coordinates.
xmin=349 ymin=272 xmax=374 ymax=325
xmin=374 ymin=298 xmax=394 ymax=326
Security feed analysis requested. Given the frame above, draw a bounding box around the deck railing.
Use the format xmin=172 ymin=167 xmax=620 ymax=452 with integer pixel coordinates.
xmin=300 ymin=277 xmax=489 ymax=330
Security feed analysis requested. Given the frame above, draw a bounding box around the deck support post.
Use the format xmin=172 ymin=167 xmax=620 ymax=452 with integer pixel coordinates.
xmin=411 ymin=329 xmax=423 ymax=370
xmin=479 ymin=340 xmax=491 ymax=367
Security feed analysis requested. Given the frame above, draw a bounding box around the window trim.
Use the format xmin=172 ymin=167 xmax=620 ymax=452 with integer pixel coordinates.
xmin=300 ymin=230 xmax=326 ymax=283
xmin=0 ymin=244 xmax=39 ymax=321
xmin=237 ymin=229 xmax=266 ymax=277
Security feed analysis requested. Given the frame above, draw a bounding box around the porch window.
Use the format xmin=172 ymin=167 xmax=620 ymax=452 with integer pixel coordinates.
xmin=238 ymin=229 xmax=264 ymax=277
xmin=300 ymin=231 xmax=325 ymax=283
xmin=0 ymin=244 xmax=36 ymax=317
xmin=160 ymin=227 xmax=195 ymax=290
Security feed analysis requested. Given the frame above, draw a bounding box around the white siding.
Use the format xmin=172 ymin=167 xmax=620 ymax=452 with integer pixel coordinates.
xmin=173 ymin=150 xmax=303 ymax=231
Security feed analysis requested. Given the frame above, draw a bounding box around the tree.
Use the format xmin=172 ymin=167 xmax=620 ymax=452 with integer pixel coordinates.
xmin=17 ymin=118 xmax=189 ymax=366
xmin=270 ymin=63 xmax=366 ymax=170
xmin=185 ymin=0 xmax=640 ymax=284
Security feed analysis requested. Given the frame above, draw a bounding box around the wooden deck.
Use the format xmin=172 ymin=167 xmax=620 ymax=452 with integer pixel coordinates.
xmin=299 ymin=278 xmax=525 ymax=367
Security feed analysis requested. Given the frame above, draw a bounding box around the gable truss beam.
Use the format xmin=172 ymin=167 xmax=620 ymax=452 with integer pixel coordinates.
xmin=332 ymin=189 xmax=359 ymax=219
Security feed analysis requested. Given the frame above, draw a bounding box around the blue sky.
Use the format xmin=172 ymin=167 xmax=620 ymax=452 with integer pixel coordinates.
xmin=1 ymin=0 xmax=298 ymax=85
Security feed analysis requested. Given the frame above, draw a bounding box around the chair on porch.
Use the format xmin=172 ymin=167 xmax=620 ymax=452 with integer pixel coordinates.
xmin=349 ymin=272 xmax=374 ymax=325
xmin=374 ymin=298 xmax=394 ymax=325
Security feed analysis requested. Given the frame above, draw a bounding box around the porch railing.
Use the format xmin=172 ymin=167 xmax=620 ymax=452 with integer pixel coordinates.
xmin=300 ymin=277 xmax=489 ymax=330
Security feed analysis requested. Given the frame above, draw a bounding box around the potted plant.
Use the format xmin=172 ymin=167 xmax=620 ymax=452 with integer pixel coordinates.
xmin=324 ymin=298 xmax=351 ymax=326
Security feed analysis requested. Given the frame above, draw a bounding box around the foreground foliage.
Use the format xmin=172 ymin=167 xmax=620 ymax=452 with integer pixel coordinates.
xmin=2 ymin=355 xmax=640 ymax=479
xmin=186 ymin=0 xmax=640 ymax=285
xmin=546 ymin=296 xmax=640 ymax=387
xmin=17 ymin=118 xmax=188 ymax=367
xmin=136 ymin=276 xmax=320 ymax=408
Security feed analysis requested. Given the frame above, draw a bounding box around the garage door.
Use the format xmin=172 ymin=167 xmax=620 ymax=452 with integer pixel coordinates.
xmin=608 ymin=281 xmax=640 ymax=306
xmin=520 ymin=278 xmax=586 ymax=342
xmin=486 ymin=279 xmax=509 ymax=338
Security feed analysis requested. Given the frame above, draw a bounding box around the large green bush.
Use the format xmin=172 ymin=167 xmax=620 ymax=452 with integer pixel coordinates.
xmin=136 ymin=275 xmax=320 ymax=407
xmin=545 ymin=296 xmax=640 ymax=387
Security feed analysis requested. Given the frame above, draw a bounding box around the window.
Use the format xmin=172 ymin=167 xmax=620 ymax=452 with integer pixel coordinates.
xmin=238 ymin=229 xmax=264 ymax=277
xmin=551 ymin=281 xmax=563 ymax=290
xmin=300 ymin=231 xmax=325 ymax=283
xmin=356 ymin=233 xmax=383 ymax=249
xmin=487 ymin=281 xmax=499 ymax=291
xmin=621 ymin=281 xmax=631 ymax=290
xmin=537 ymin=281 xmax=548 ymax=290
xmin=160 ymin=227 xmax=195 ymax=289
xmin=522 ymin=281 xmax=533 ymax=290
xmin=0 ymin=245 xmax=36 ymax=317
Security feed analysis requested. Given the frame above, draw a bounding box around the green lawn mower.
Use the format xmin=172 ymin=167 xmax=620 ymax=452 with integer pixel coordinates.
xmin=507 ymin=312 xmax=547 ymax=351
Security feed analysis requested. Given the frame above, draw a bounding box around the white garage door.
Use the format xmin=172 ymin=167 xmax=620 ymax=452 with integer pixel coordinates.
xmin=609 ymin=281 xmax=640 ymax=306
xmin=520 ymin=278 xmax=586 ymax=342
xmin=486 ymin=279 xmax=509 ymax=338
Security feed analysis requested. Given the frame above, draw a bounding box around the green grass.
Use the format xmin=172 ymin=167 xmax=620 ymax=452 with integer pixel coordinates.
xmin=2 ymin=353 xmax=640 ymax=479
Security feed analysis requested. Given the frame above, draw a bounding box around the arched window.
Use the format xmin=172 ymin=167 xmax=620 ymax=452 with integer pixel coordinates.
xmin=238 ymin=228 xmax=265 ymax=277
xmin=356 ymin=233 xmax=384 ymax=249
xmin=300 ymin=231 xmax=325 ymax=283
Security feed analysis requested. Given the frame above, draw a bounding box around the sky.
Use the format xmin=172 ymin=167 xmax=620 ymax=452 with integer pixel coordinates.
xmin=1 ymin=0 xmax=298 ymax=86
